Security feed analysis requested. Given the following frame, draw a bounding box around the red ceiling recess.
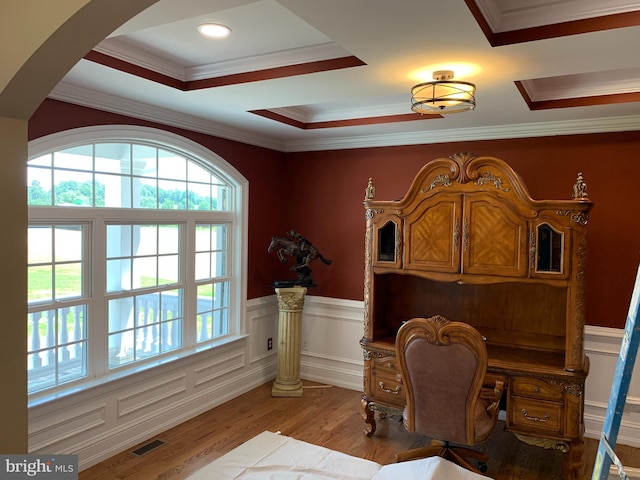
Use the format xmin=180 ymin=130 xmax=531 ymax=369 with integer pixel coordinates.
xmin=84 ymin=50 xmax=366 ymax=91
xmin=250 ymin=109 xmax=441 ymax=129
xmin=465 ymin=0 xmax=640 ymax=46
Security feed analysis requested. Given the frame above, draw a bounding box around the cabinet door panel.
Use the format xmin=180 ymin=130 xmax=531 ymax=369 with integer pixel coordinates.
xmin=372 ymin=216 xmax=402 ymax=268
xmin=404 ymin=195 xmax=461 ymax=272
xmin=463 ymin=196 xmax=528 ymax=277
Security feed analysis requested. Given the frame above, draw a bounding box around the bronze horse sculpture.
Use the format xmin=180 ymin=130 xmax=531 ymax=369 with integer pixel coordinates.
xmin=268 ymin=230 xmax=332 ymax=287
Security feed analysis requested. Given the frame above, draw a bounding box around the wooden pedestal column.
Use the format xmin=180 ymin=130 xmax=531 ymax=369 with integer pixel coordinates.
xmin=272 ymin=286 xmax=306 ymax=397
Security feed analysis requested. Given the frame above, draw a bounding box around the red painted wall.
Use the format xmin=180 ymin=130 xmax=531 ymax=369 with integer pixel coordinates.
xmin=286 ymin=134 xmax=640 ymax=329
xmin=29 ymin=100 xmax=640 ymax=328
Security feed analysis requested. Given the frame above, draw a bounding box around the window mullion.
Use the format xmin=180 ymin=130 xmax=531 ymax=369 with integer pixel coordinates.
xmin=183 ymin=217 xmax=197 ymax=348
xmin=90 ymin=215 xmax=108 ymax=379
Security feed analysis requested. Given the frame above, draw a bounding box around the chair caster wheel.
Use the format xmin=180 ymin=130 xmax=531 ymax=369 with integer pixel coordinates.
xmin=477 ymin=461 xmax=488 ymax=473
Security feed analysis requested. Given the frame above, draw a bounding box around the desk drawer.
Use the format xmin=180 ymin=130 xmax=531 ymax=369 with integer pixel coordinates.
xmin=511 ymin=377 xmax=564 ymax=402
xmin=372 ymin=356 xmax=399 ymax=376
xmin=372 ymin=371 xmax=404 ymax=406
xmin=508 ymin=397 xmax=563 ymax=436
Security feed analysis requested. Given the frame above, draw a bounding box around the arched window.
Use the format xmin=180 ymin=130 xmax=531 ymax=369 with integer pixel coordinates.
xmin=27 ymin=126 xmax=247 ymax=396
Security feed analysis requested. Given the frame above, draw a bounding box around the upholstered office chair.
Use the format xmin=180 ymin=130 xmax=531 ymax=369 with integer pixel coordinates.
xmin=395 ymin=315 xmax=504 ymax=475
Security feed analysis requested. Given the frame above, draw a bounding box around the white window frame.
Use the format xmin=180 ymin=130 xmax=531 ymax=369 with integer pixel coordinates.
xmin=27 ymin=125 xmax=248 ymax=402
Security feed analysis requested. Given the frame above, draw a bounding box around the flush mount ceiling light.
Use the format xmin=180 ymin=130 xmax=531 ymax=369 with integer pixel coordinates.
xmin=411 ymin=70 xmax=476 ymax=114
xmin=197 ymin=23 xmax=231 ymax=38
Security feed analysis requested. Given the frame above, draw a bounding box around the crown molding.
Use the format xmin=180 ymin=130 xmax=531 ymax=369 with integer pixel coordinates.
xmin=94 ymin=45 xmax=186 ymax=81
xmin=48 ymin=82 xmax=287 ymax=152
xmin=49 ymin=81 xmax=640 ymax=154
xmin=283 ymin=115 xmax=640 ymax=152
xmin=96 ymin=40 xmax=349 ymax=83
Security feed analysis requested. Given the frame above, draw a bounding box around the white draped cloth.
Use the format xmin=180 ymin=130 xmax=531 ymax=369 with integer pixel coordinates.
xmin=186 ymin=431 xmax=490 ymax=480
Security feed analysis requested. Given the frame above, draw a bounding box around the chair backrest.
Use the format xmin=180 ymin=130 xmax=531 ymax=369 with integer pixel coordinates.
xmin=396 ymin=315 xmax=488 ymax=445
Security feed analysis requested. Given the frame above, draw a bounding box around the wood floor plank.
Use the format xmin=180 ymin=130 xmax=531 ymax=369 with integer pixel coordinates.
xmin=79 ymin=381 xmax=640 ymax=480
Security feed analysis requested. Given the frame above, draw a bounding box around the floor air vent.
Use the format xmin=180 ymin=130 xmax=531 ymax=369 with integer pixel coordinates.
xmin=130 ymin=438 xmax=166 ymax=456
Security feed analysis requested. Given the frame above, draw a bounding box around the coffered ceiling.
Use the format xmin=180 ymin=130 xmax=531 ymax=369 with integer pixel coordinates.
xmin=49 ymin=0 xmax=640 ymax=152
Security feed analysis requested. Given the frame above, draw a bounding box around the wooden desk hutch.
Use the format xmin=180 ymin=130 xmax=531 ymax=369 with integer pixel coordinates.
xmin=360 ymin=153 xmax=592 ymax=479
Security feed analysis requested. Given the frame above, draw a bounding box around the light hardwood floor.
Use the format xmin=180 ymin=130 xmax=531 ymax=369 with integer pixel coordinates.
xmin=79 ymin=381 xmax=639 ymax=480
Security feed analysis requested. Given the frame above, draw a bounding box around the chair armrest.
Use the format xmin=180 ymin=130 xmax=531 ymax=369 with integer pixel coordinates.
xmin=480 ymin=379 xmax=505 ymax=420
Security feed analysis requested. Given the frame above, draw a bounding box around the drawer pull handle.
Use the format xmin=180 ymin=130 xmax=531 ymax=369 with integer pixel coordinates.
xmin=532 ymin=386 xmax=540 ymax=393
xmin=386 ymin=362 xmax=393 ymax=368
xmin=522 ymin=409 xmax=550 ymax=422
xmin=379 ymin=382 xmax=401 ymax=395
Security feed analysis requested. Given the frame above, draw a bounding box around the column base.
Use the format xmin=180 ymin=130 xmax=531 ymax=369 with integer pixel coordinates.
xmin=272 ymin=379 xmax=304 ymax=397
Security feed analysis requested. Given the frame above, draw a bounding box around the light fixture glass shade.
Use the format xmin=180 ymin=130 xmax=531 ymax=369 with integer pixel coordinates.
xmin=411 ymin=71 xmax=476 ymax=114
xmin=198 ymin=23 xmax=231 ymax=38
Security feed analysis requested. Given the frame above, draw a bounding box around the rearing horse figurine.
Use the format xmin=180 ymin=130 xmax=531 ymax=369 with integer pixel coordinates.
xmin=267 ymin=230 xmax=332 ymax=287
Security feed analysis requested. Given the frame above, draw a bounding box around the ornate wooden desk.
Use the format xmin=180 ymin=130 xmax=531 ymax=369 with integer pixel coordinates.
xmin=360 ymin=153 xmax=592 ymax=480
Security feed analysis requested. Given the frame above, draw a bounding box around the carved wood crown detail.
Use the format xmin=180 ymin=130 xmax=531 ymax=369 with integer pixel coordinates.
xmin=365 ymin=208 xmax=383 ymax=220
xmin=419 ymin=152 xmax=511 ymax=193
xmin=364 ymin=178 xmax=376 ymax=200
xmin=557 ymin=210 xmax=589 ymax=226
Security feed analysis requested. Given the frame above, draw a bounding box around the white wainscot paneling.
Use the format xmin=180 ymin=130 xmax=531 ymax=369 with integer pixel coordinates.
xmin=584 ymin=325 xmax=640 ymax=448
xmin=248 ymin=294 xmax=279 ymax=363
xmin=28 ymin=298 xmax=278 ymax=471
xmin=299 ymin=296 xmax=365 ymax=391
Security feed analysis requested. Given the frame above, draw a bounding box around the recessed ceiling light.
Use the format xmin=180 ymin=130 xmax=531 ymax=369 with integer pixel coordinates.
xmin=198 ymin=23 xmax=231 ymax=38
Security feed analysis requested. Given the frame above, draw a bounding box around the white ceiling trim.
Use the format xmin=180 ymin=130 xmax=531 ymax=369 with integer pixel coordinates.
xmin=96 ymin=40 xmax=351 ymax=83
xmin=269 ymin=102 xmax=410 ymax=124
xmin=186 ymin=42 xmax=351 ymax=81
xmin=49 ymin=82 xmax=640 ymax=153
xmin=285 ymin=114 xmax=640 ymax=152
xmin=94 ymin=44 xmax=186 ymax=81
xmin=48 ymin=82 xmax=287 ymax=151
xmin=476 ymin=0 xmax=640 ymax=33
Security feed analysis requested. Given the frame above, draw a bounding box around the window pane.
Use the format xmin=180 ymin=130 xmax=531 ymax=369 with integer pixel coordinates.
xmin=134 ymin=177 xmax=157 ymax=209
xmin=95 ymin=143 xmax=131 ymax=174
xmin=133 ymin=256 xmax=157 ymax=289
xmin=28 ymin=167 xmax=53 ymax=206
xmin=107 ymin=258 xmax=131 ymax=292
xmin=107 ymin=225 xmax=132 ymax=258
xmin=158 ymin=225 xmax=179 ymax=255
xmin=158 ymin=150 xmax=186 ymax=180
xmin=97 ymin=173 xmax=131 ymax=208
xmin=134 ymin=225 xmax=157 ymax=256
xmin=108 ymin=297 xmax=134 ymax=334
xmin=159 ymin=255 xmax=179 ymax=284
xmin=132 ymin=145 xmax=157 ymax=177
xmin=55 ymin=262 xmax=82 ymax=299
xmin=109 ymin=332 xmax=133 ymax=368
xmin=54 ymin=145 xmax=93 ymax=171
xmin=29 ymin=226 xmax=52 ymax=263
xmin=28 ymin=153 xmax=52 ymax=167
xmin=212 ymin=184 xmax=229 ymax=211
xmin=158 ymin=179 xmax=186 ymax=210
xmin=187 ymin=161 xmax=211 ymax=182
xmin=195 ymin=225 xmax=211 ymax=251
xmin=54 ymin=170 xmax=93 ymax=207
xmin=195 ymin=252 xmax=211 ymax=280
xmin=55 ymin=226 xmax=82 ymax=262
xmin=28 ymin=265 xmax=52 ymax=303
xmin=188 ymin=182 xmax=212 ymax=210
